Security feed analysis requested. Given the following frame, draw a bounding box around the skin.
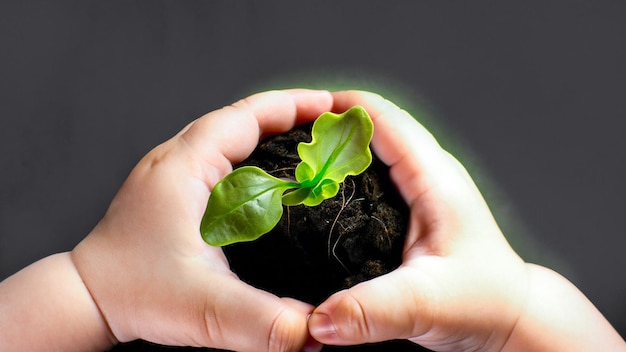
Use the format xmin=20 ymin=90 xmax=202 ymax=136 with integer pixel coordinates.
xmin=308 ymin=91 xmax=626 ymax=351
xmin=0 ymin=89 xmax=623 ymax=352
xmin=0 ymin=89 xmax=333 ymax=352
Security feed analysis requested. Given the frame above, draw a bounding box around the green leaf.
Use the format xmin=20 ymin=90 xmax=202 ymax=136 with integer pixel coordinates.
xmin=297 ymin=105 xmax=373 ymax=197
xmin=200 ymin=166 xmax=293 ymax=246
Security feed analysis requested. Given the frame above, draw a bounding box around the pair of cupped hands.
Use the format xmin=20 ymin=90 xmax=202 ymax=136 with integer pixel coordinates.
xmin=70 ymin=89 xmax=534 ymax=351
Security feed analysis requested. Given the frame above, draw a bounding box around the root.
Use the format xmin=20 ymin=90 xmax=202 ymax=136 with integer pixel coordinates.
xmin=269 ymin=166 xmax=296 ymax=175
xmin=370 ymin=215 xmax=391 ymax=248
xmin=328 ymin=178 xmax=357 ymax=274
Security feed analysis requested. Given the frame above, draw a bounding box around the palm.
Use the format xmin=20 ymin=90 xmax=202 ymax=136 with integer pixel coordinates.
xmin=72 ymin=89 xmax=334 ymax=352
xmin=309 ymin=91 xmax=529 ymax=351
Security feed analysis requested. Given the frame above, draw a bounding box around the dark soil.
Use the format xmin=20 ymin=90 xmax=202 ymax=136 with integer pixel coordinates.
xmin=111 ymin=123 xmax=430 ymax=351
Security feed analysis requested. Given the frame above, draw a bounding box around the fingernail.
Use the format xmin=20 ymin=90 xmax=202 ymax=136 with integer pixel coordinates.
xmin=308 ymin=313 xmax=337 ymax=340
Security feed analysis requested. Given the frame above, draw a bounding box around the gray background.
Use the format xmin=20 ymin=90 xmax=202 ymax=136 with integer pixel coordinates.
xmin=1 ymin=1 xmax=624 ymax=338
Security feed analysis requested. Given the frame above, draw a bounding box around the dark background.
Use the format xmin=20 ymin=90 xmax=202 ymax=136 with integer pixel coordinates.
xmin=1 ymin=0 xmax=624 ymax=342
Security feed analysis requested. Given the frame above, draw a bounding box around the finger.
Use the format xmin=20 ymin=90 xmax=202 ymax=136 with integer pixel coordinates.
xmin=179 ymin=89 xmax=333 ymax=188
xmin=332 ymin=90 xmax=476 ymax=204
xmin=332 ymin=91 xmax=439 ymax=167
xmin=308 ymin=266 xmax=437 ymax=346
xmin=200 ymin=274 xmax=319 ymax=352
xmin=331 ymin=91 xmax=492 ymax=253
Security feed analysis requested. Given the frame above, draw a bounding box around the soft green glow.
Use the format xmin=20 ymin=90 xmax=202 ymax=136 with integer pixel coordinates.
xmin=233 ymin=69 xmax=568 ymax=273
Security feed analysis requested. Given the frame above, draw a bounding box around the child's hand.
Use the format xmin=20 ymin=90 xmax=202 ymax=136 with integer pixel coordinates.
xmin=71 ymin=89 xmax=333 ymax=352
xmin=4 ymin=88 xmax=621 ymax=352
xmin=308 ymin=91 xmax=625 ymax=351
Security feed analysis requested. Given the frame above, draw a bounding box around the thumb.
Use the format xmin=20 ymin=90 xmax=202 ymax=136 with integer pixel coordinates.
xmin=201 ymin=275 xmax=322 ymax=352
xmin=308 ymin=266 xmax=436 ymax=346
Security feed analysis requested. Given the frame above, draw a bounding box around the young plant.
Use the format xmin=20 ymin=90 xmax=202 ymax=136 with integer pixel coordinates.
xmin=200 ymin=106 xmax=374 ymax=246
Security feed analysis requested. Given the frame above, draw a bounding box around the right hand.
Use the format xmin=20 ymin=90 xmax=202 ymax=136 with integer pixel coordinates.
xmin=309 ymin=91 xmax=624 ymax=351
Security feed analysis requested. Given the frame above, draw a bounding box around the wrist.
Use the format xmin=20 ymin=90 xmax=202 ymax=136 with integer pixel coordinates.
xmin=501 ymin=264 xmax=625 ymax=352
xmin=68 ymin=250 xmax=120 ymax=348
xmin=0 ymin=252 xmax=117 ymax=351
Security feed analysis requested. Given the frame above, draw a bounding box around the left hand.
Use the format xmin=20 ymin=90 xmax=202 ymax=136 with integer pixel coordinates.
xmin=71 ymin=89 xmax=333 ymax=351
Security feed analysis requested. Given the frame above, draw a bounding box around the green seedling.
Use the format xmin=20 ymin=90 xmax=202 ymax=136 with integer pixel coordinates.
xmin=200 ymin=106 xmax=374 ymax=246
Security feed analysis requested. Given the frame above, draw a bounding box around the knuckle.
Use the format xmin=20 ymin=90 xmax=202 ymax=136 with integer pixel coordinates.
xmin=267 ymin=308 xmax=301 ymax=352
xmin=231 ymin=96 xmax=253 ymax=111
xmin=337 ymin=292 xmax=372 ymax=341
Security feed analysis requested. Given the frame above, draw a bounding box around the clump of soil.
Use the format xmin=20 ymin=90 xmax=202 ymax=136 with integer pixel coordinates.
xmin=112 ymin=123 xmax=430 ymax=351
xmin=226 ymin=123 xmax=408 ymax=303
